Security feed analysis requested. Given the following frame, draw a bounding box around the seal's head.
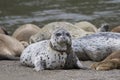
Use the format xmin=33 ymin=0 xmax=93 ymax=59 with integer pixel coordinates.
xmin=50 ymin=28 xmax=71 ymax=52
xmin=98 ymin=23 xmax=109 ymax=32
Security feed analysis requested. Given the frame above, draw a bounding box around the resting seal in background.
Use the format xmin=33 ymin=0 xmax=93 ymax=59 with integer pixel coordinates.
xmin=72 ymin=32 xmax=120 ymax=61
xmin=29 ymin=22 xmax=93 ymax=44
xmin=111 ymin=25 xmax=120 ymax=33
xmin=74 ymin=21 xmax=98 ymax=32
xmin=0 ymin=34 xmax=24 ymax=60
xmin=20 ymin=28 xmax=84 ymax=71
xmin=91 ymin=50 xmax=120 ymax=70
xmin=74 ymin=21 xmax=109 ymax=32
xmin=12 ymin=24 xmax=40 ymax=47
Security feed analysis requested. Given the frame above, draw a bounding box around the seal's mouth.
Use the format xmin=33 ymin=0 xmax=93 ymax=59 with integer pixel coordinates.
xmin=58 ymin=37 xmax=68 ymax=43
xmin=57 ymin=37 xmax=71 ymax=45
xmin=50 ymin=41 xmax=69 ymax=52
xmin=58 ymin=40 xmax=68 ymax=45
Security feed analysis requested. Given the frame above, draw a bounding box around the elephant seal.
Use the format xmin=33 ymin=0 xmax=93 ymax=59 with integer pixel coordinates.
xmin=12 ymin=24 xmax=40 ymax=47
xmin=20 ymin=28 xmax=84 ymax=71
xmin=29 ymin=21 xmax=93 ymax=44
xmin=72 ymin=32 xmax=120 ymax=61
xmin=91 ymin=50 xmax=120 ymax=70
xmin=0 ymin=34 xmax=24 ymax=60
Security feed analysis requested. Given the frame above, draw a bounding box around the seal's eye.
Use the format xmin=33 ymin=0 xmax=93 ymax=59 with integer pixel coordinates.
xmin=66 ymin=33 xmax=70 ymax=36
xmin=56 ymin=33 xmax=61 ymax=36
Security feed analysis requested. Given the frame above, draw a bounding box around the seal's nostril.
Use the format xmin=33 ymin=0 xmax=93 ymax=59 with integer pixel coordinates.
xmin=63 ymin=37 xmax=65 ymax=39
xmin=61 ymin=36 xmax=66 ymax=40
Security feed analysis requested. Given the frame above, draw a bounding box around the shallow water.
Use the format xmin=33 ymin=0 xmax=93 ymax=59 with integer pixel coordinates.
xmin=0 ymin=0 xmax=120 ymax=34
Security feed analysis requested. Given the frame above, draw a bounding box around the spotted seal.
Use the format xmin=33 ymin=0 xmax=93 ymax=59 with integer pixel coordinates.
xmin=97 ymin=23 xmax=109 ymax=32
xmin=72 ymin=32 xmax=120 ymax=61
xmin=20 ymin=28 xmax=84 ymax=71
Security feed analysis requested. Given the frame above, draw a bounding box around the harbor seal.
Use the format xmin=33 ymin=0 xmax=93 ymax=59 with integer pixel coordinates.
xmin=74 ymin=21 xmax=98 ymax=32
xmin=20 ymin=28 xmax=84 ymax=71
xmin=0 ymin=26 xmax=9 ymax=35
xmin=111 ymin=25 xmax=120 ymax=33
xmin=72 ymin=32 xmax=120 ymax=61
xmin=75 ymin=21 xmax=109 ymax=32
xmin=91 ymin=50 xmax=120 ymax=70
xmin=97 ymin=23 xmax=109 ymax=32
xmin=0 ymin=34 xmax=24 ymax=60
xmin=12 ymin=24 xmax=40 ymax=47
xmin=29 ymin=21 xmax=93 ymax=44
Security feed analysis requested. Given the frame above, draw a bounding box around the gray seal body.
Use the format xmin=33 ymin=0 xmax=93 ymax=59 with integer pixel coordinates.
xmin=72 ymin=32 xmax=120 ymax=61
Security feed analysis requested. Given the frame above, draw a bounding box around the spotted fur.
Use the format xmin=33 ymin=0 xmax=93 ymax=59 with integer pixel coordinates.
xmin=20 ymin=28 xmax=83 ymax=71
xmin=72 ymin=32 xmax=120 ymax=61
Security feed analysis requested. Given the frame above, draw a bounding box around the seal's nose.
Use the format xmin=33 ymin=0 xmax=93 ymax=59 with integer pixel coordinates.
xmin=60 ymin=36 xmax=67 ymax=42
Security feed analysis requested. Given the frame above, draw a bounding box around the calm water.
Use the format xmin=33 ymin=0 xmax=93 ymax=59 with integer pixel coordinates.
xmin=0 ymin=0 xmax=120 ymax=34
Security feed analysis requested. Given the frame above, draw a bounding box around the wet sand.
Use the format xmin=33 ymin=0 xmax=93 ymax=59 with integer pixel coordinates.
xmin=0 ymin=60 xmax=119 ymax=80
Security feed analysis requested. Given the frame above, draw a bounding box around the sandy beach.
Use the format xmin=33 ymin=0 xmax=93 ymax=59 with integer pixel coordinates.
xmin=0 ymin=60 xmax=119 ymax=80
xmin=0 ymin=0 xmax=120 ymax=80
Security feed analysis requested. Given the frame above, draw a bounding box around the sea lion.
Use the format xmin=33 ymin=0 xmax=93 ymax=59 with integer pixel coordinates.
xmin=20 ymin=28 xmax=84 ymax=71
xmin=72 ymin=32 xmax=120 ymax=61
xmin=0 ymin=34 xmax=24 ymax=60
xmin=29 ymin=21 xmax=93 ymax=44
xmin=91 ymin=50 xmax=120 ymax=70
xmin=12 ymin=24 xmax=40 ymax=47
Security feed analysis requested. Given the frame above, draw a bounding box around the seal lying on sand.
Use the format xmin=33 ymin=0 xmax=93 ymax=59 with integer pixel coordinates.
xmin=111 ymin=26 xmax=120 ymax=33
xmin=12 ymin=24 xmax=40 ymax=47
xmin=91 ymin=50 xmax=120 ymax=70
xmin=74 ymin=21 xmax=109 ymax=32
xmin=29 ymin=22 xmax=93 ymax=44
xmin=29 ymin=22 xmax=109 ymax=44
xmin=74 ymin=21 xmax=98 ymax=32
xmin=72 ymin=32 xmax=120 ymax=61
xmin=0 ymin=34 xmax=24 ymax=60
xmin=20 ymin=28 xmax=84 ymax=71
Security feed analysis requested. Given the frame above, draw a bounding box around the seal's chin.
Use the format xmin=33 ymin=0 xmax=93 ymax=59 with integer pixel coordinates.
xmin=50 ymin=41 xmax=69 ymax=52
xmin=57 ymin=44 xmax=67 ymax=52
